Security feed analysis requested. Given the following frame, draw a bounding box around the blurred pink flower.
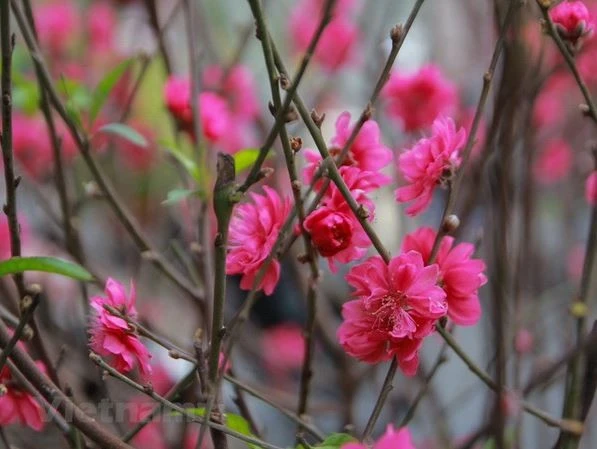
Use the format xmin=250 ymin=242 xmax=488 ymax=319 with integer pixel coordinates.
xmin=402 ymin=227 xmax=486 ymax=326
xmin=383 ymin=65 xmax=458 ymax=132
xmin=395 ymin=116 xmax=466 ymax=216
xmin=35 ymin=0 xmax=79 ymax=56
xmin=227 ymin=186 xmax=292 ymax=295
xmin=12 ymin=114 xmax=53 ymax=179
xmin=342 ymin=426 xmax=417 ymax=449
xmin=289 ymin=0 xmax=359 ymax=71
xmin=262 ymin=324 xmax=305 ymax=374
xmin=90 ymin=278 xmax=152 ymax=376
xmin=304 ymin=166 xmax=376 ymax=271
xmin=550 ymin=0 xmax=594 ymax=44
xmin=88 ymin=2 xmax=116 ymax=53
xmin=514 ymin=328 xmax=534 ymax=354
xmin=337 ymin=251 xmax=447 ymax=375
xmin=203 ymin=65 xmax=260 ymax=120
xmin=303 ymin=112 xmax=392 ymax=186
xmin=532 ymin=74 xmax=575 ymax=128
xmin=163 ymin=76 xmax=230 ymax=142
xmin=586 ymin=170 xmax=597 ymax=205
xmin=0 ymin=362 xmax=46 ymax=431
xmin=203 ymin=65 xmax=260 ymax=153
xmin=533 ymin=138 xmax=573 ymax=184
xmin=567 ymin=244 xmax=585 ymax=280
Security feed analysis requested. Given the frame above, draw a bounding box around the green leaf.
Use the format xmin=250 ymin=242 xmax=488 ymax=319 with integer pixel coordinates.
xmin=181 ymin=410 xmax=258 ymax=449
xmin=0 ymin=257 xmax=93 ymax=281
xmin=12 ymin=79 xmax=39 ymax=115
xmin=314 ymin=433 xmax=357 ymax=449
xmin=162 ymin=145 xmax=202 ymax=183
xmin=162 ymin=189 xmax=198 ymax=205
xmin=233 ymin=148 xmax=262 ymax=172
xmin=97 ymin=123 xmax=148 ymax=147
xmin=226 ymin=414 xmax=259 ymax=449
xmin=89 ymin=59 xmax=134 ymax=124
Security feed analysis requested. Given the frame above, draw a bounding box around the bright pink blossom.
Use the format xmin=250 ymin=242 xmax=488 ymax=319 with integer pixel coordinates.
xmin=227 ymin=186 xmax=292 ymax=295
xmin=35 ymin=1 xmax=79 ymax=56
xmin=533 ymin=139 xmax=573 ymax=184
xmin=303 ymin=112 xmax=392 ymax=186
xmin=402 ymin=227 xmax=487 ymax=326
xmin=0 ymin=363 xmax=46 ymax=431
xmin=586 ymin=170 xmax=597 ymax=205
xmin=290 ymin=0 xmax=359 ymax=71
xmin=12 ymin=114 xmax=53 ymax=179
xmin=262 ymin=324 xmax=305 ymax=374
xmin=342 ymin=425 xmax=417 ymax=449
xmin=337 ymin=252 xmax=447 ymax=375
xmin=395 ymin=116 xmax=467 ymax=216
xmin=305 ymin=166 xmax=376 ymax=271
xmin=88 ymin=3 xmax=117 ymax=53
xmin=550 ymin=0 xmax=594 ymax=44
xmin=383 ymin=65 xmax=458 ymax=132
xmin=90 ymin=279 xmax=152 ymax=376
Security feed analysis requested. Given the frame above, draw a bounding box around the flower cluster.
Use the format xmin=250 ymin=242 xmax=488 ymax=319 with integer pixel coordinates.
xmin=337 ymin=226 xmax=486 ymax=374
xmin=90 ymin=278 xmax=152 ymax=376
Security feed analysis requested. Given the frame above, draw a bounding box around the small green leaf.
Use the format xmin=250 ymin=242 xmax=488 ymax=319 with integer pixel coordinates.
xmin=162 ymin=189 xmax=198 ymax=205
xmin=0 ymin=257 xmax=93 ymax=281
xmin=226 ymin=414 xmax=259 ymax=449
xmin=162 ymin=145 xmax=202 ymax=183
xmin=97 ymin=123 xmax=148 ymax=147
xmin=89 ymin=59 xmax=134 ymax=124
xmin=314 ymin=433 xmax=357 ymax=449
xmin=233 ymin=148 xmax=262 ymax=172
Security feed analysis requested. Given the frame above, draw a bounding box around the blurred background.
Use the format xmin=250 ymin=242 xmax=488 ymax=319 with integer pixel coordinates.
xmin=1 ymin=0 xmax=597 ymax=448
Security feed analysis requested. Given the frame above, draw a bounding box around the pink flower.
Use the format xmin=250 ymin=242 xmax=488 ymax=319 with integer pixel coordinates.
xmin=395 ymin=116 xmax=466 ymax=216
xmin=337 ymin=252 xmax=447 ymax=375
xmin=586 ymin=170 xmax=597 ymax=205
xmin=88 ymin=3 xmax=117 ymax=53
xmin=533 ymin=139 xmax=573 ymax=184
xmin=289 ymin=0 xmax=359 ymax=71
xmin=35 ymin=0 xmax=79 ymax=56
xmin=303 ymin=112 xmax=392 ymax=186
xmin=0 ymin=362 xmax=46 ymax=431
xmin=402 ymin=227 xmax=487 ymax=326
xmin=227 ymin=186 xmax=292 ymax=295
xmin=304 ymin=166 xmax=376 ymax=271
xmin=12 ymin=114 xmax=53 ymax=179
xmin=262 ymin=324 xmax=305 ymax=374
xmin=203 ymin=65 xmax=260 ymax=120
xmin=90 ymin=279 xmax=152 ymax=376
xmin=514 ymin=329 xmax=534 ymax=354
xmin=163 ymin=76 xmax=230 ymax=142
xmin=341 ymin=425 xmax=417 ymax=449
xmin=550 ymin=1 xmax=594 ymax=44
xmin=532 ymin=74 xmax=575 ymax=128
xmin=458 ymin=108 xmax=486 ymax=160
xmin=383 ymin=65 xmax=458 ymax=132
